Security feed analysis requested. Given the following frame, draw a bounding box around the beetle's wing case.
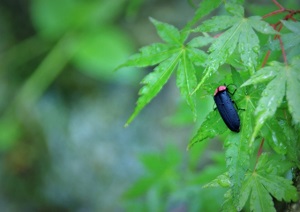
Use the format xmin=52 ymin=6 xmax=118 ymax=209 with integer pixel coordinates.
xmin=214 ymin=90 xmax=240 ymax=132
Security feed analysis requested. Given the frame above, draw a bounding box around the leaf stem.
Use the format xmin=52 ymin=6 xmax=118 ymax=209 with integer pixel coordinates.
xmin=262 ymin=0 xmax=300 ymax=20
xmin=261 ymin=50 xmax=271 ymax=68
xmin=261 ymin=5 xmax=300 ymax=67
xmin=254 ymin=138 xmax=265 ymax=171
xmin=13 ymin=33 xmax=76 ymax=111
xmin=262 ymin=9 xmax=286 ymax=19
xmin=278 ymin=35 xmax=288 ymax=65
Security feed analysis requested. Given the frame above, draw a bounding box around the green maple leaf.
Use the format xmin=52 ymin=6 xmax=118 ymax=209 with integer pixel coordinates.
xmin=237 ymin=154 xmax=298 ymax=211
xmin=192 ymin=9 xmax=278 ymax=92
xmin=242 ymin=57 xmax=300 ymax=146
xmin=187 ymin=110 xmax=227 ymax=150
xmin=117 ymin=18 xmax=210 ymax=126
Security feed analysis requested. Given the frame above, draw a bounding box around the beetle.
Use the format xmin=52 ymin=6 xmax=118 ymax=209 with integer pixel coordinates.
xmin=214 ymin=85 xmax=240 ymax=132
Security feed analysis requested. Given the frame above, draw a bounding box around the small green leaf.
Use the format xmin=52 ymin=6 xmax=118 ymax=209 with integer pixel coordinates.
xmin=255 ymin=154 xmax=299 ymax=202
xmin=188 ymin=110 xmax=227 ymax=150
xmin=249 ymin=16 xmax=278 ymax=34
xmin=286 ymin=57 xmax=300 ymax=124
xmin=119 ymin=15 xmax=214 ymax=125
xmin=125 ymin=54 xmax=180 ymax=126
xmin=258 ymin=174 xmax=298 ymax=202
xmin=150 ymin=18 xmax=181 ymax=44
xmin=235 ymin=153 xmax=298 ymax=212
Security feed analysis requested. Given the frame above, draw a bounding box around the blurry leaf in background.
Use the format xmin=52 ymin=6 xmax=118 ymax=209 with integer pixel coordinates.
xmin=0 ymin=0 xmax=147 ymax=209
xmin=30 ymin=0 xmax=126 ymax=39
xmin=72 ymin=27 xmax=138 ymax=83
xmin=30 ymin=0 xmax=140 ymax=84
xmin=122 ymin=143 xmax=227 ymax=211
xmin=126 ymin=0 xmax=145 ymax=18
xmin=0 ymin=117 xmax=21 ymax=150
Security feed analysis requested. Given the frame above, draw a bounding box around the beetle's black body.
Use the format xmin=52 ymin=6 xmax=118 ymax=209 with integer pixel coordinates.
xmin=214 ymin=86 xmax=240 ymax=132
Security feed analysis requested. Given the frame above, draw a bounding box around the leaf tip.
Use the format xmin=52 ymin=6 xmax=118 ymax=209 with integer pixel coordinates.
xmin=113 ymin=64 xmax=123 ymax=72
xmin=124 ymin=117 xmax=134 ymax=128
xmin=149 ymin=16 xmax=156 ymax=24
xmin=186 ymin=145 xmax=191 ymax=151
xmin=187 ymin=140 xmax=196 ymax=151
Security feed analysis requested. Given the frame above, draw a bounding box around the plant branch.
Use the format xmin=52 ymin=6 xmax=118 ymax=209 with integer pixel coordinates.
xmin=263 ymin=9 xmax=286 ymax=19
xmin=261 ymin=50 xmax=271 ymax=67
xmin=262 ymin=0 xmax=300 ymax=19
xmin=272 ymin=0 xmax=284 ymax=10
xmin=261 ymin=5 xmax=300 ymax=67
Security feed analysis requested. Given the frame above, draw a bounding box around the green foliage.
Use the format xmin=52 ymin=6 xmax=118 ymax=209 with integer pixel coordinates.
xmin=0 ymin=0 xmax=139 ymax=150
xmin=281 ymin=21 xmax=300 ymax=54
xmin=208 ymin=153 xmax=298 ymax=211
xmin=118 ymin=18 xmax=210 ymax=125
xmin=242 ymin=58 xmax=300 ymax=145
xmin=1 ymin=1 xmax=154 ymax=209
xmin=31 ymin=0 xmax=136 ymax=82
xmin=122 ymin=144 xmax=227 ymax=211
xmin=118 ymin=0 xmax=300 ymax=211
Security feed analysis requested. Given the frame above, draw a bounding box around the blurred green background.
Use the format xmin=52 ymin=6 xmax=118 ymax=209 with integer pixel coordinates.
xmin=2 ymin=0 xmax=297 ymax=211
